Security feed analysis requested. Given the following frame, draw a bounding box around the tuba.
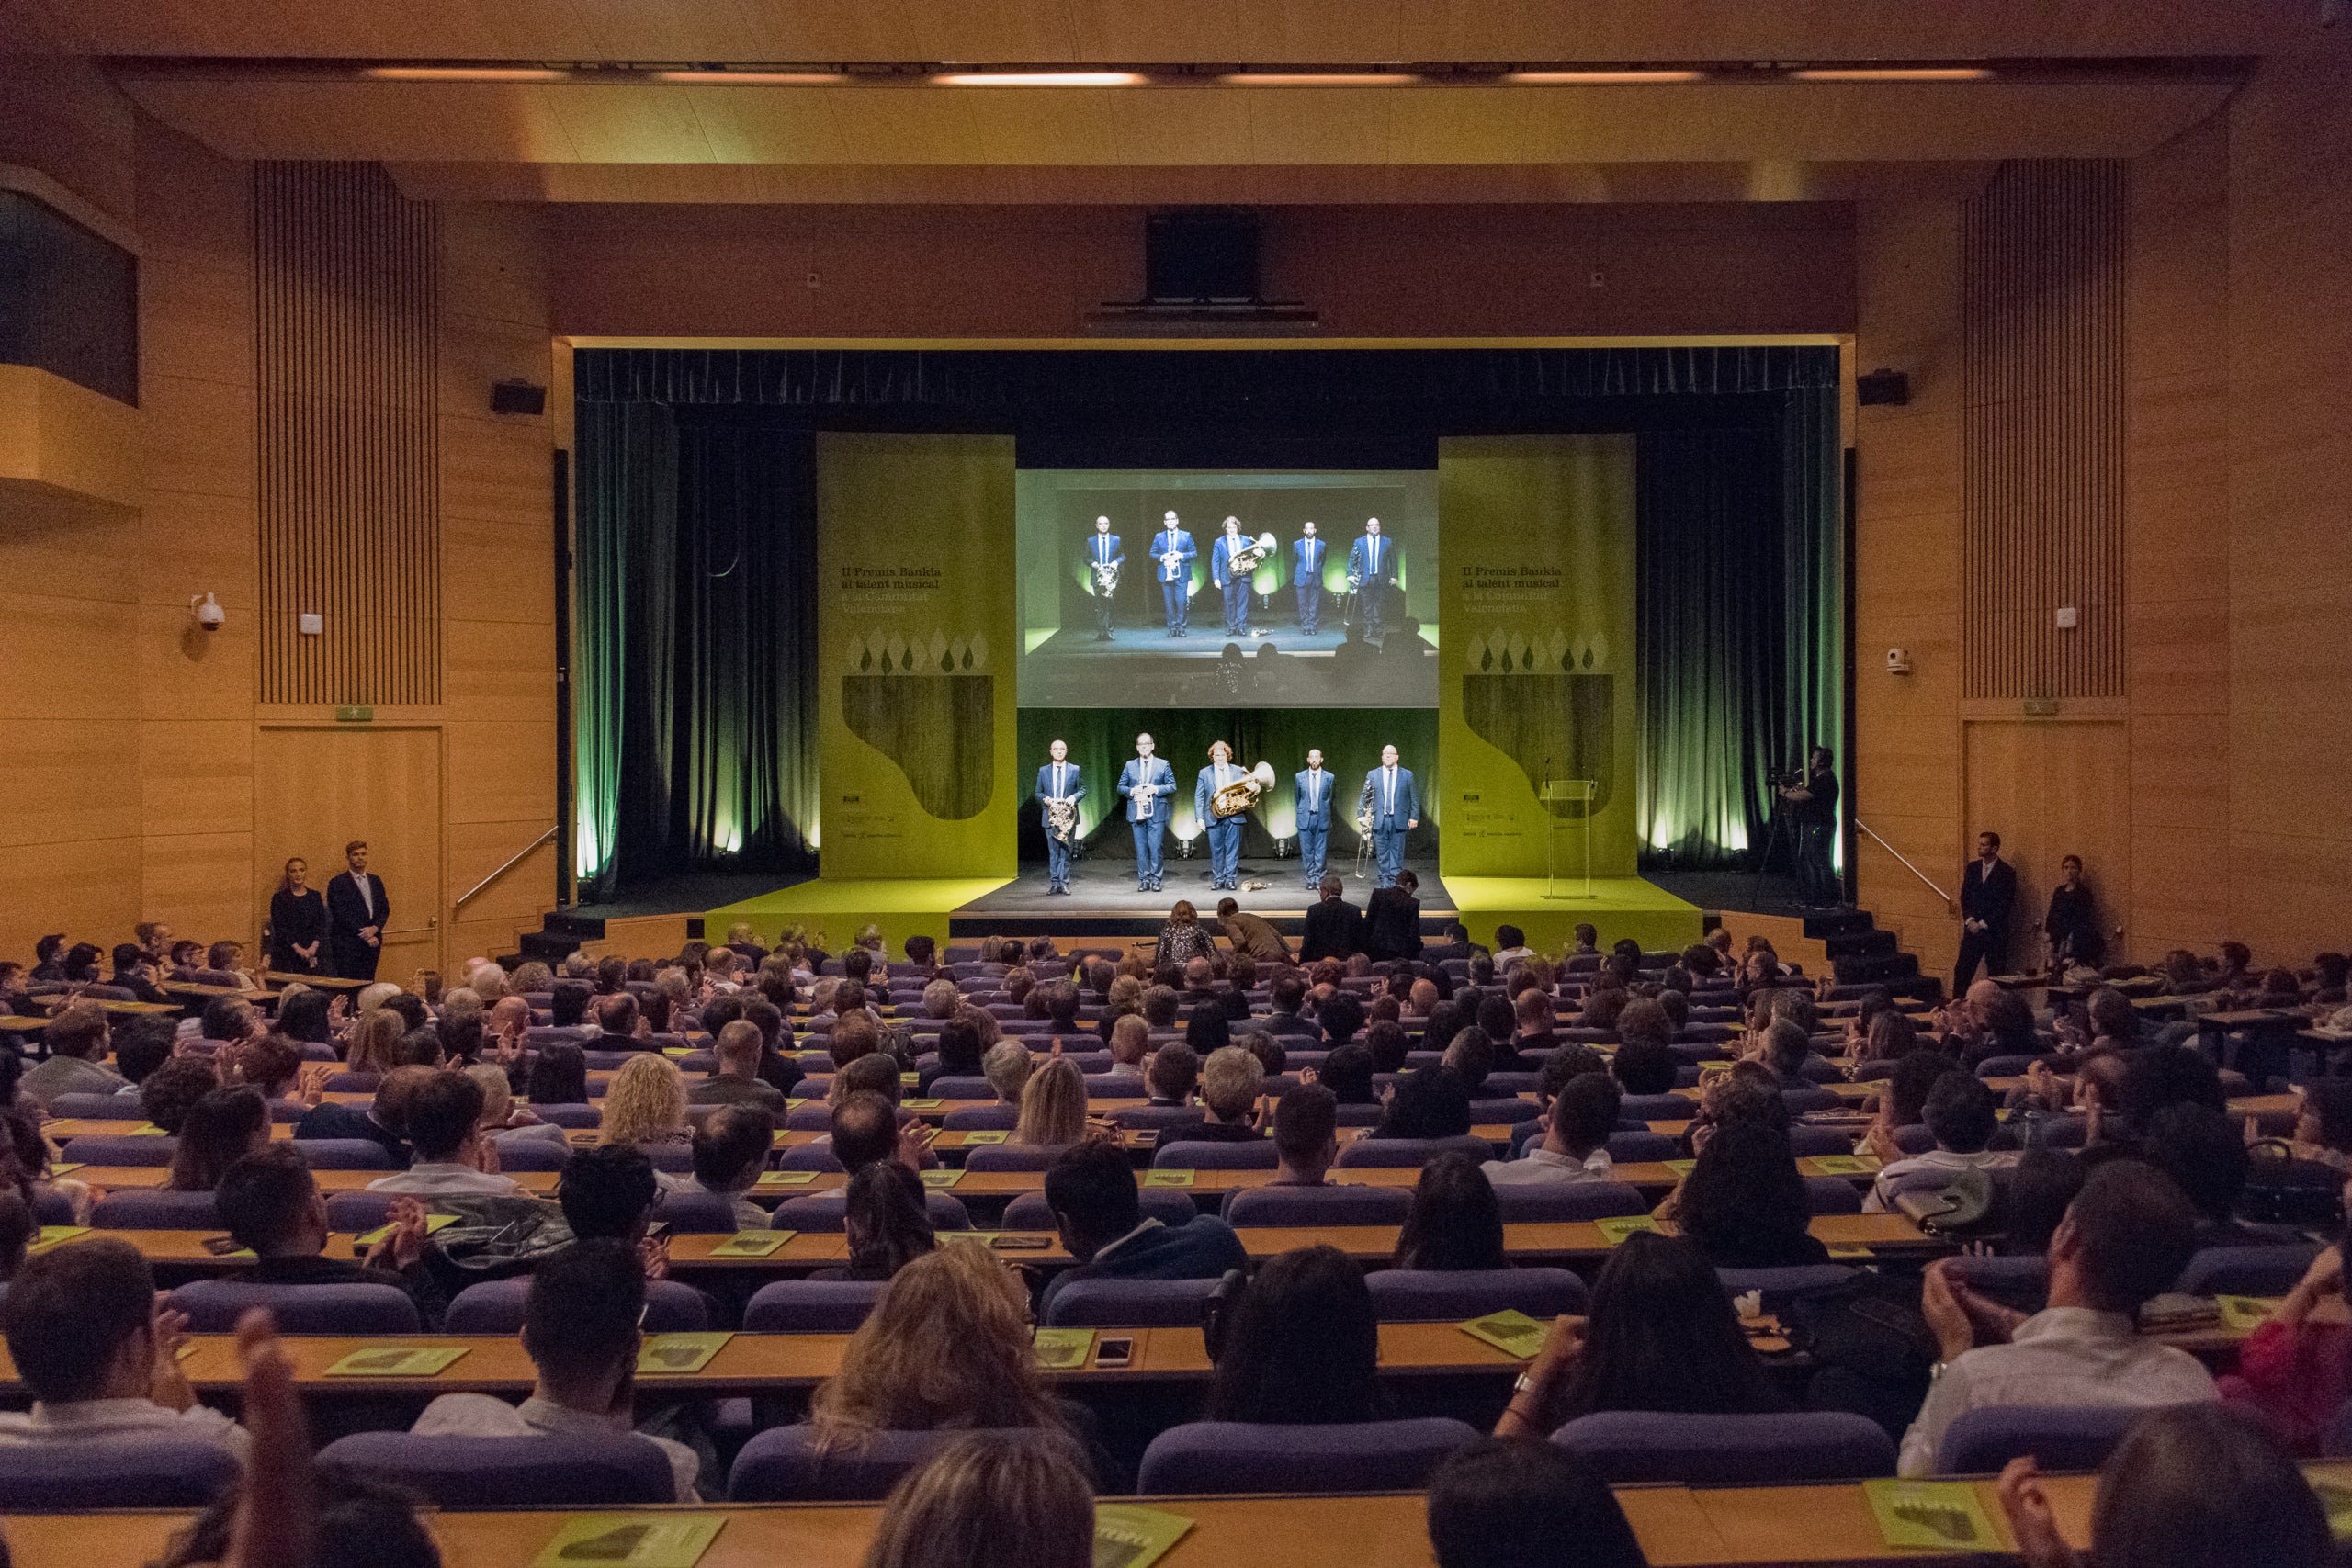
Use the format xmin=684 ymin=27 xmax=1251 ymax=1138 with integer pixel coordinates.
xmin=1227 ymin=532 xmax=1277 ymax=579
xmin=1212 ymin=762 xmax=1277 ymax=819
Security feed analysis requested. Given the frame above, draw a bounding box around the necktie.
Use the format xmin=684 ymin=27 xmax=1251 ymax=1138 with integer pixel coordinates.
xmin=1385 ymin=767 xmax=1395 ymax=814
xmin=1054 ymin=764 xmax=1063 ymax=796
xmin=1370 ymin=539 xmax=1380 ymax=574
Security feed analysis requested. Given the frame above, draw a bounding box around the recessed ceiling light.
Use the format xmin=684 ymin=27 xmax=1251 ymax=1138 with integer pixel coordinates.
xmin=932 ymin=71 xmax=1145 ymax=86
xmin=1502 ymin=70 xmax=1705 ymax=85
xmin=364 ymin=66 xmax=570 ymax=82
xmin=1219 ymin=72 xmax=1420 ymax=85
xmin=1790 ymin=67 xmax=1993 ymax=82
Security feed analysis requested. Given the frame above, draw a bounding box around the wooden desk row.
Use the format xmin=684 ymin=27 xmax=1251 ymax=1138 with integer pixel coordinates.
xmin=0 ymin=1470 xmax=2156 ymax=1568
xmin=46 ymin=1213 xmax=1942 ymax=1277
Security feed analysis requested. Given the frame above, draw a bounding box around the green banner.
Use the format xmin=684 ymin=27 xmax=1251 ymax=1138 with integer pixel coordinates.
xmin=1437 ymin=435 xmax=1638 ymax=878
xmin=818 ymin=434 xmax=1019 ymax=880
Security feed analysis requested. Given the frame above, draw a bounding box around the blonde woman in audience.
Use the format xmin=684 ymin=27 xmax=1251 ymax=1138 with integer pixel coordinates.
xmin=810 ymin=1243 xmax=1079 ymax=1454
xmin=510 ymin=960 xmax=552 ymax=994
xmin=863 ymin=1432 xmax=1095 ymax=1568
xmin=599 ymin=1054 xmax=690 ymax=1152
xmin=343 ymin=1009 xmax=403 ymax=1081
xmin=465 ymin=1063 xmax=569 ymax=1149
xmin=1013 ymin=1057 xmax=1090 ymax=1147
xmin=356 ymin=981 xmax=403 ymax=1018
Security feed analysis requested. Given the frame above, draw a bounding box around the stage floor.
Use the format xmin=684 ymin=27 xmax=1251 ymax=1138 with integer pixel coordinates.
xmin=706 ymin=863 xmax=1702 ymax=952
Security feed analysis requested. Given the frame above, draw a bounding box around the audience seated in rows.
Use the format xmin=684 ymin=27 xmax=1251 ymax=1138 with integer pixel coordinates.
xmin=1037 ymin=1137 xmax=1245 ymax=1320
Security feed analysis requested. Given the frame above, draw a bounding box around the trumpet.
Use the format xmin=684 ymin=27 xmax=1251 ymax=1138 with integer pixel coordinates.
xmin=1211 ymin=761 xmax=1278 ymax=819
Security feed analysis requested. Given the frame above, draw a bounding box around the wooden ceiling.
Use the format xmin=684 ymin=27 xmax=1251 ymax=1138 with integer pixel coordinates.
xmin=28 ymin=0 xmax=2318 ymax=62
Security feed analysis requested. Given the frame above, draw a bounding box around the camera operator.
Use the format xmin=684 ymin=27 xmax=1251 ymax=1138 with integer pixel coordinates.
xmin=1774 ymin=746 xmax=1841 ymax=908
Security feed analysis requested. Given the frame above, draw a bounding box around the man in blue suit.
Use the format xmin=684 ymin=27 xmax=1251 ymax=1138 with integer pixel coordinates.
xmin=1194 ymin=740 xmax=1246 ymax=892
xmin=1292 ymin=521 xmax=1326 ymax=635
xmin=1149 ymin=511 xmax=1195 ymax=637
xmin=1347 ymin=516 xmax=1398 ymax=643
xmin=1117 ymin=732 xmax=1176 ymax=893
xmin=1209 ymin=516 xmax=1254 ymax=638
xmin=1363 ymin=743 xmax=1419 ymax=889
xmin=1294 ymin=747 xmax=1334 ymax=891
xmin=1035 ymin=739 xmax=1084 ymax=896
xmin=1083 ymin=516 xmax=1124 ymax=641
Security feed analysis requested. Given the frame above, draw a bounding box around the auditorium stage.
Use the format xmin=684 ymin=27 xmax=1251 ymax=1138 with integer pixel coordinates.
xmin=705 ymin=864 xmax=1702 ymax=953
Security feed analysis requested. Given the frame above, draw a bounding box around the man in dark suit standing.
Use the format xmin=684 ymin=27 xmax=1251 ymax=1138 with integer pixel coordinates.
xmin=1953 ymin=830 xmax=2017 ymax=995
xmin=1363 ymin=869 xmax=1424 ymax=963
xmin=1299 ymin=874 xmax=1363 ymax=963
xmin=326 ymin=839 xmax=390 ymax=981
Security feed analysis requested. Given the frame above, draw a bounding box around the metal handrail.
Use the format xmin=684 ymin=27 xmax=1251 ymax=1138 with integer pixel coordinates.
xmin=1852 ymin=819 xmax=1954 ymax=908
xmin=454 ymin=825 xmax=557 ymax=911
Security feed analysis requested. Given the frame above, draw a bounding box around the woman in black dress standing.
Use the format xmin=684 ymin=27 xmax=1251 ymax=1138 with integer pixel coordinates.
xmin=267 ymin=856 xmax=331 ymax=975
xmin=2043 ymin=853 xmax=2105 ymax=970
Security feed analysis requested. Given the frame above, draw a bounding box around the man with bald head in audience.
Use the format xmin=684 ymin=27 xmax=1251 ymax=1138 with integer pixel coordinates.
xmin=689 ymin=1020 xmax=786 ymax=1111
xmin=588 ymin=992 xmax=648 ymax=1052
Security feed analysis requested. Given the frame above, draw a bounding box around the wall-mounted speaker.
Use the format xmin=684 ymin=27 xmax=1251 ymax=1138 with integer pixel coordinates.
xmin=1856 ymin=369 xmax=1911 ymax=407
xmin=491 ymin=378 xmax=547 ymax=416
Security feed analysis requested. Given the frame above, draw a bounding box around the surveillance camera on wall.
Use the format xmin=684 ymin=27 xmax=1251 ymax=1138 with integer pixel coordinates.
xmin=1885 ymin=647 xmax=1912 ymax=675
xmin=190 ymin=592 xmax=226 ymax=632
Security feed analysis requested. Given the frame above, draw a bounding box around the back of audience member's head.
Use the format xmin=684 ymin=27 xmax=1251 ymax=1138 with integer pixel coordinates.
xmin=1 ymin=1237 xmax=157 ymax=1403
xmin=560 ymin=1143 xmax=659 ymax=1241
xmin=216 ymin=1144 xmax=325 ymax=1256
xmin=2077 ymin=1403 xmax=2331 ymax=1568
xmin=1043 ymin=1136 xmax=1142 ymax=1259
xmin=1758 ymin=1017 xmax=1811 ymax=1077
xmin=1015 ymin=1057 xmax=1088 ymax=1147
xmin=1362 ymin=1019 xmax=1409 ymax=1075
xmin=1317 ymin=991 xmax=1366 ymax=1046
xmin=112 ymin=1015 xmax=179 ymax=1085
xmin=0 ymin=1189 xmax=34 ymax=1282
xmin=1883 ymin=1048 xmax=1959 ymax=1126
xmin=1537 ymin=1043 xmax=1606 ymax=1101
xmin=153 ymin=1461 xmax=445 ymax=1568
xmin=1380 ymin=1066 xmax=1474 ymax=1140
xmin=1614 ymin=998 xmax=1671 ymax=1054
xmin=1922 ymin=1070 xmax=1997 ymax=1154
xmin=1442 ymin=1025 xmax=1494 ymax=1091
xmin=1681 ymin=1120 xmax=1813 ymax=1262
xmin=548 ymin=980 xmax=591 ymax=1027
xmin=2143 ymin=1101 xmax=2250 ymax=1224
xmin=1394 ymin=1154 xmax=1504 ymax=1272
xmin=1557 ymin=1231 xmax=1783 ymax=1422
xmin=831 ymin=1089 xmax=900 ymax=1175
xmin=1201 ymin=1045 xmax=1264 ymax=1123
xmin=139 ymin=1055 xmax=220 ymax=1134
xmin=692 ymin=1102 xmax=775 ymax=1194
xmin=43 ymin=1003 xmax=108 ymax=1062
xmin=1272 ymin=1082 xmax=1338 ymax=1170
xmin=815 ymin=1243 xmax=1063 ymax=1440
xmin=400 ymin=1069 xmax=485 ymax=1162
xmin=1476 ymin=995 xmax=1516 ymax=1043
xmin=1208 ymin=1244 xmax=1378 ymax=1425
xmin=2118 ymin=1043 xmax=2227 ymax=1134
xmin=526 ymin=1042 xmax=589 ymax=1106
xmin=1425 ymin=1438 xmax=1648 ymax=1568
xmin=393 ymin=1026 xmax=446 ymax=1068
xmin=980 ymin=1041 xmax=1034 ymax=1105
xmin=168 ymin=1086 xmax=269 ymax=1192
xmin=2001 ymin=1147 xmax=2086 ymax=1255
xmin=864 ymin=1431 xmax=1096 ymax=1568
xmin=1611 ymin=1039 xmax=1678 ymax=1096
xmin=1318 ymin=1043 xmax=1377 ymax=1104
xmin=2058 ymin=1158 xmax=2200 ymax=1313
xmin=1146 ymin=1040 xmax=1200 ymax=1103
xmin=844 ymin=1159 xmax=936 ymax=1281
xmin=832 ymin=1051 xmax=903 ymax=1109
xmin=1553 ymin=1072 xmax=1622 ymax=1158
xmin=526 ymin=1237 xmax=644 ymax=1398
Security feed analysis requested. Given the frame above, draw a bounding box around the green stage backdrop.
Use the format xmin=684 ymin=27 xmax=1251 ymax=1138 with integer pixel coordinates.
xmin=817 ymin=433 xmax=1019 ymax=880
xmin=1438 ymin=435 xmax=1640 ymax=879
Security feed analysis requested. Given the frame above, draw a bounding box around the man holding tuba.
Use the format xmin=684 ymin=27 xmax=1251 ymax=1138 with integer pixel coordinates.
xmin=1210 ymin=516 xmax=1266 ymax=639
xmin=1194 ymin=739 xmax=1265 ymax=893
xmin=1084 ymin=516 xmax=1123 ymax=642
xmin=1034 ymin=738 xmax=1084 ymax=896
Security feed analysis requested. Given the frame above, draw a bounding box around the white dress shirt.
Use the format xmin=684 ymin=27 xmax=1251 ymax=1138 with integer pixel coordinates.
xmin=1482 ymin=1146 xmax=1614 ymax=1187
xmin=0 ymin=1397 xmax=249 ymax=1461
xmin=411 ymin=1393 xmax=700 ymax=1501
xmin=1863 ymin=1147 xmax=2018 ymax=1213
xmin=1896 ymin=1306 xmax=2218 ymax=1477
xmin=1304 ymin=769 xmax=1325 ymax=813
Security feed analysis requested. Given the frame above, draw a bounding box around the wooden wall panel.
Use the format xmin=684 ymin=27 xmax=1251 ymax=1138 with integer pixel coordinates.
xmin=1963 ymin=720 xmax=2132 ymax=968
xmin=1962 ymin=161 xmax=2126 ymax=701
xmin=255 ymin=161 xmax=441 ymax=705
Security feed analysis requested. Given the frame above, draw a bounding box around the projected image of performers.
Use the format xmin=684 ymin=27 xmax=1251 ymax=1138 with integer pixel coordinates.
xmin=1016 ymin=469 xmax=1440 ymax=709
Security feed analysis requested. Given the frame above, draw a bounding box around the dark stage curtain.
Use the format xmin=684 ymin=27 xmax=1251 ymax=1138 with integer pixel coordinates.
xmin=574 ymin=405 xmax=820 ymax=892
xmin=1635 ymin=382 xmax=1844 ymax=872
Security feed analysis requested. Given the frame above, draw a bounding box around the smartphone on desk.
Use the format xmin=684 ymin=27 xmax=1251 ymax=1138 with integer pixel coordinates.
xmin=1095 ymin=1337 xmax=1136 ymax=1369
xmin=201 ymin=1235 xmax=245 ymax=1256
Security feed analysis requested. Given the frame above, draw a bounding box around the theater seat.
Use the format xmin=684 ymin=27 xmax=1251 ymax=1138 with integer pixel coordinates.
xmin=742 ymin=1280 xmax=890 ymax=1333
xmin=169 ymin=1280 xmax=422 ymax=1335
xmin=316 ymin=1433 xmax=673 ymax=1506
xmin=446 ymin=1278 xmax=709 ymax=1334
xmin=1785 ymin=1125 xmax=1860 ymax=1158
xmin=730 ymin=1426 xmax=1037 ymax=1502
xmin=1222 ymin=1185 xmax=1413 ymax=1227
xmin=291 ymin=1138 xmax=400 ymax=1170
xmin=1001 ymin=1189 xmax=1195 ymax=1232
xmin=1603 ymin=1131 xmax=1680 ymax=1163
xmin=1550 ymin=1410 xmax=1895 ymax=1484
xmin=1363 ymin=1268 xmax=1586 ymax=1323
xmin=36 ymin=1093 xmax=136 ymax=1120
xmin=1490 ymin=1183 xmax=1648 ymax=1224
xmin=1042 ymin=1276 xmax=1227 ymax=1328
xmin=1802 ymin=1176 xmax=1864 ymax=1215
xmin=1137 ymin=1418 xmax=1479 ymax=1495
xmin=93 ymin=1190 xmax=220 ymax=1230
xmin=1714 ymin=1265 xmax=1862 ymax=1303
xmin=1334 ymin=1135 xmax=1492 ymax=1169
xmin=775 ymin=1191 xmax=971 ymax=1233
xmin=1153 ymin=1140 xmax=1275 ymax=1170
xmin=2175 ymin=1244 xmax=2324 ymax=1298
xmin=60 ymin=1134 xmax=176 ymax=1168
xmin=963 ymin=1143 xmax=1070 ymax=1173
xmin=651 ymin=1189 xmax=740 ymax=1234
xmin=0 ymin=1438 xmax=240 ymax=1509
xmin=1935 ymin=1404 xmax=2160 ymax=1477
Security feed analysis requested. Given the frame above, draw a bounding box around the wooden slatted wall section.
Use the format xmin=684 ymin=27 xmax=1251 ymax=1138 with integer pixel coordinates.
xmin=254 ymin=162 xmax=441 ymax=704
xmin=1961 ymin=160 xmax=2126 ymax=700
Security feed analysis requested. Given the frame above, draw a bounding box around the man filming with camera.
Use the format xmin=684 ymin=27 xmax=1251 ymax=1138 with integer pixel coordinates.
xmin=1775 ymin=746 xmax=1841 ymax=908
